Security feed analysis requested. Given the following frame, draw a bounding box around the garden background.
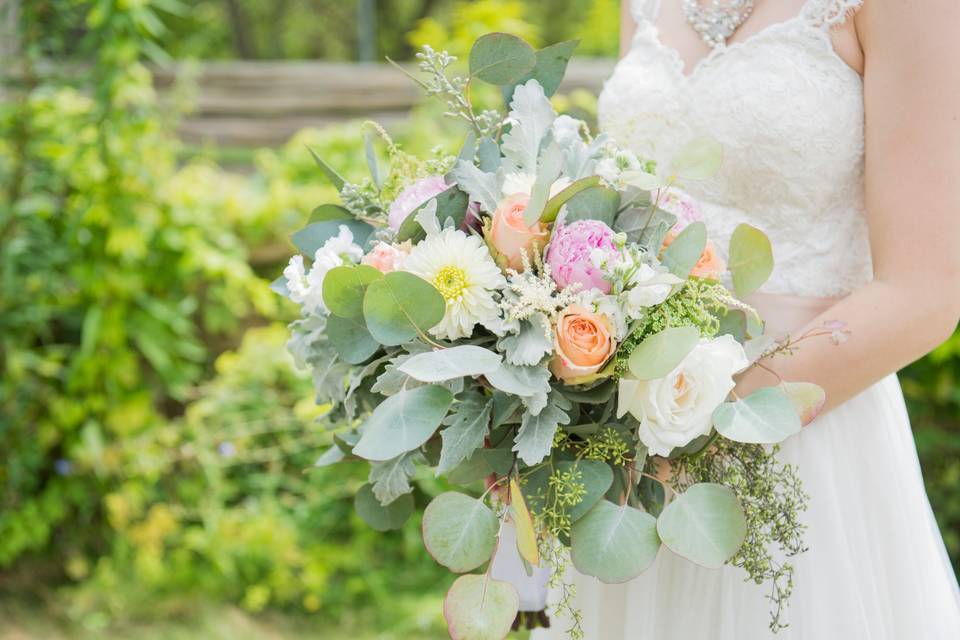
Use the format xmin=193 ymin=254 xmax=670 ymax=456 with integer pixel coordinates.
xmin=1 ymin=1 xmax=957 ymax=638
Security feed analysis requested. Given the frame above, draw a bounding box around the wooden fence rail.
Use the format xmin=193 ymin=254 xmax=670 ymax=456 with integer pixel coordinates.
xmin=153 ymin=59 xmax=617 ymax=147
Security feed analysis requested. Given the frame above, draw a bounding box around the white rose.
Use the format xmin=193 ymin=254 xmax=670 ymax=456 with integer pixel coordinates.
xmin=617 ymin=334 xmax=749 ymax=456
xmin=622 ymin=263 xmax=682 ymax=318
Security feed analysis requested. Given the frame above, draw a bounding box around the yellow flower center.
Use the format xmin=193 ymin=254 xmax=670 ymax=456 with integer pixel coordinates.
xmin=433 ymin=265 xmax=468 ymax=300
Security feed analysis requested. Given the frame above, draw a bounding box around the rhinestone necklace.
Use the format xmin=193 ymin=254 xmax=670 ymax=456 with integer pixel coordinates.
xmin=682 ymin=0 xmax=755 ymax=48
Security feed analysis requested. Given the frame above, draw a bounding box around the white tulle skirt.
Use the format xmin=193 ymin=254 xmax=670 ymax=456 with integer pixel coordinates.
xmin=533 ymin=296 xmax=960 ymax=640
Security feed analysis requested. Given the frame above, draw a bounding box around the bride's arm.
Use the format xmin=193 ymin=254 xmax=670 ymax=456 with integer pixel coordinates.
xmin=735 ymin=0 xmax=960 ymax=412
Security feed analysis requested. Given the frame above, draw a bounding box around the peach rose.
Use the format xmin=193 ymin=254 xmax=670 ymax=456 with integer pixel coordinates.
xmin=691 ymin=240 xmax=726 ymax=279
xmin=661 ymin=235 xmax=726 ymax=280
xmin=361 ymin=241 xmax=409 ymax=273
xmin=550 ymin=305 xmax=617 ymax=383
xmin=489 ymin=193 xmax=549 ymax=270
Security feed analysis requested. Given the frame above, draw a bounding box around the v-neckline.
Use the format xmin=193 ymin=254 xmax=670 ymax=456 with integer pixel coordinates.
xmin=647 ymin=14 xmax=809 ymax=80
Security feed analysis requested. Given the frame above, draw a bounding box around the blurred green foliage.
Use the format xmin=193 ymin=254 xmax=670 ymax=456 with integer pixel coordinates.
xmin=1 ymin=0 xmax=956 ymax=636
xmin=154 ymin=0 xmax=620 ymax=61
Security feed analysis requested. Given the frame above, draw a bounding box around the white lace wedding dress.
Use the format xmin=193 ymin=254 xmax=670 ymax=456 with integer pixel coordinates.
xmin=533 ymin=0 xmax=960 ymax=638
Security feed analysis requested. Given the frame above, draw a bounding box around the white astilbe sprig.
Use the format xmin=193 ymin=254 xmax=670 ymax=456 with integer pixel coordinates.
xmin=499 ymin=250 xmax=580 ymax=340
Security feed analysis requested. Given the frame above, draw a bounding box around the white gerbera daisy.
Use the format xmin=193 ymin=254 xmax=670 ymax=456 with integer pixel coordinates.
xmin=404 ymin=228 xmax=506 ymax=340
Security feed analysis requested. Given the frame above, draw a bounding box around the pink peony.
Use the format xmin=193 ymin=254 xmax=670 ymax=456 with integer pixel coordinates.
xmin=387 ymin=176 xmax=449 ymax=230
xmin=546 ymin=219 xmax=619 ymax=294
xmin=659 ymin=190 xmax=704 ymax=232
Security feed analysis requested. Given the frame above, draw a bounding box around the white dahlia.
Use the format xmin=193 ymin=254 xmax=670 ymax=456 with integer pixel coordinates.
xmin=404 ymin=228 xmax=506 ymax=340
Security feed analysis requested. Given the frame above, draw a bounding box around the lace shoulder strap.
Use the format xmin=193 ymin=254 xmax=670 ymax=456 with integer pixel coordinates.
xmin=629 ymin=0 xmax=662 ymax=24
xmin=802 ymin=0 xmax=864 ymax=29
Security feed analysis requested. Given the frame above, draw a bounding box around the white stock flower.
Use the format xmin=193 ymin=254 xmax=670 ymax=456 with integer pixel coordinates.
xmin=403 ymin=228 xmax=506 ymax=340
xmin=617 ymin=335 xmax=749 ymax=456
xmin=283 ymin=225 xmax=363 ymax=315
xmin=578 ymin=289 xmax=628 ymax=341
xmin=622 ymin=263 xmax=682 ymax=318
xmin=502 ymin=172 xmax=571 ymax=198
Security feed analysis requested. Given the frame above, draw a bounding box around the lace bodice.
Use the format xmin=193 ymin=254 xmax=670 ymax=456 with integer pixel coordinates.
xmin=599 ymin=0 xmax=870 ymax=297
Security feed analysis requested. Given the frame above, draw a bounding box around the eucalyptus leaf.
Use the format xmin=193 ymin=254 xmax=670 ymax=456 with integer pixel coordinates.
xmin=522 ymin=459 xmax=613 ymax=523
xmin=364 ymin=132 xmax=382 ymax=188
xmin=399 ymin=345 xmax=502 ymax=383
xmin=728 ymin=223 xmax=774 ymax=297
xmin=397 ymin=186 xmax=470 ymax=242
xmin=477 ymin=137 xmax=502 ymax=172
xmin=443 ymin=574 xmax=519 ymax=640
xmin=362 ymin=271 xmax=445 ymax=346
xmin=291 ymin=219 xmax=373 ymax=256
xmin=510 ymin=39 xmax=579 ymax=98
xmin=540 ymin=176 xmax=602 ymax=223
xmin=627 ymin=326 xmax=700 ymax=380
xmin=323 ymin=264 xmax=383 ymax=318
xmin=309 ymin=203 xmax=352 ymax=223
xmin=662 ymin=221 xmax=707 ymax=278
xmin=355 ymin=483 xmax=414 ymax=531
xmin=485 ymin=363 xmax=551 ymax=416
xmin=326 ymin=314 xmax=380 ymax=364
xmin=669 ymin=137 xmax=723 ymax=180
xmin=423 ymin=492 xmax=498 ymax=573
xmin=307 ymin=146 xmax=346 ymax=190
xmin=657 ymin=483 xmax=747 ymax=568
xmin=314 ymin=445 xmax=345 ymax=467
xmin=713 ymin=386 xmax=802 ymax=444
xmin=562 ymin=185 xmax=620 ymax=226
xmin=353 ymin=385 xmax=454 ymax=461
xmin=469 ymin=32 xmax=537 ymax=85
xmin=571 ymin=499 xmax=660 ymax=583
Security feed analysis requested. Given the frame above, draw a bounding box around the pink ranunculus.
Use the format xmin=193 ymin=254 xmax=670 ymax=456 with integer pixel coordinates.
xmin=545 ymin=219 xmax=619 ymax=294
xmin=387 ymin=176 xmax=449 ymax=230
xmin=361 ymin=241 xmax=410 ymax=273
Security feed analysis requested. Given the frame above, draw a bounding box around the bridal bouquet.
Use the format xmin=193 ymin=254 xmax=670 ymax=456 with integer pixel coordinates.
xmin=276 ymin=34 xmax=830 ymax=638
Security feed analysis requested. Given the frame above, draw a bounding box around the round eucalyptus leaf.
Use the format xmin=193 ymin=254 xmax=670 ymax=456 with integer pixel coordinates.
xmin=290 ymin=219 xmax=372 ymax=256
xmin=669 ymin=137 xmax=723 ymax=180
xmin=352 ymin=385 xmax=454 ymax=461
xmin=444 ymin=574 xmax=519 ymax=640
xmin=713 ymin=386 xmax=802 ymax=444
xmin=469 ymin=32 xmax=537 ymax=85
xmin=627 ymin=326 xmax=700 ymax=380
xmin=509 ymin=478 xmax=539 ymax=567
xmin=326 ymin=314 xmax=380 ymax=364
xmin=354 ymin=483 xmax=414 ymax=532
xmin=422 ymin=492 xmax=498 ymax=573
xmin=662 ymin=221 xmax=707 ymax=278
xmin=522 ymin=459 xmax=614 ymax=523
xmin=322 ymin=264 xmax=383 ymax=318
xmin=309 ymin=203 xmax=352 ymax=223
xmin=571 ymin=500 xmax=660 ymax=583
xmin=657 ymin=483 xmax=747 ymax=569
xmin=363 ymin=271 xmax=445 ymax=346
xmin=562 ymin=186 xmax=621 ymax=226
xmin=728 ymin=223 xmax=774 ymax=297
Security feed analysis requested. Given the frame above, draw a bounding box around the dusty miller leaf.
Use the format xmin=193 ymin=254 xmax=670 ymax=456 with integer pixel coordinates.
xmin=513 ymin=389 xmax=572 ymax=465
xmin=437 ymin=394 xmax=494 ymax=474
xmin=368 ymin=450 xmax=425 ymax=505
